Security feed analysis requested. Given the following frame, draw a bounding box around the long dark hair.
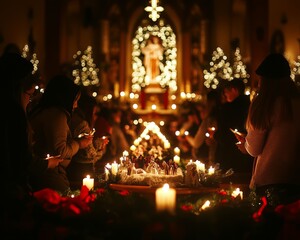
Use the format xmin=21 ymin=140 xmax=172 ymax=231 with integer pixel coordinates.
xmin=247 ymin=75 xmax=299 ymax=130
xmin=31 ymin=75 xmax=81 ymax=120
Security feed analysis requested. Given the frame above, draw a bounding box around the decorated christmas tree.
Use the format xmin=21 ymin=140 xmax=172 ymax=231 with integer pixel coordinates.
xmin=22 ymin=44 xmax=39 ymax=75
xmin=291 ymin=55 xmax=300 ymax=88
xmin=203 ymin=47 xmax=233 ymax=89
xmin=232 ymin=47 xmax=250 ymax=85
xmin=72 ymin=46 xmax=100 ymax=86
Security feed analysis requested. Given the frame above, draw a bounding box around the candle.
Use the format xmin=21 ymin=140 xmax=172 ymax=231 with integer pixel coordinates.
xmin=201 ymin=200 xmax=211 ymax=210
xmin=82 ymin=175 xmax=94 ymax=190
xmin=173 ymin=155 xmax=180 ymax=164
xmin=111 ymin=161 xmax=118 ymax=175
xmin=195 ymin=160 xmax=205 ymax=172
xmin=174 ymin=147 xmax=180 ymax=155
xmin=155 ymin=183 xmax=176 ymax=214
xmin=232 ymin=188 xmax=243 ymax=200
xmin=164 ymin=141 xmax=170 ymax=149
xmin=208 ymin=166 xmax=215 ymax=175
xmin=123 ymin=150 xmax=129 ymax=157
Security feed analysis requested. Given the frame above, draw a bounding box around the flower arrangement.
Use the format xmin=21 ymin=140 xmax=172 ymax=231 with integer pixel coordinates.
xmin=3 ymin=184 xmax=300 ymax=239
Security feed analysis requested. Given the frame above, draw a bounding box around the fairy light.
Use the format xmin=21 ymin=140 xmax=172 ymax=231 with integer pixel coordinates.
xmin=72 ymin=46 xmax=100 ymax=86
xmin=203 ymin=47 xmax=233 ymax=89
xmin=22 ymin=44 xmax=39 ymax=74
xmin=232 ymin=47 xmax=250 ymax=85
xmin=132 ymin=24 xmax=177 ymax=92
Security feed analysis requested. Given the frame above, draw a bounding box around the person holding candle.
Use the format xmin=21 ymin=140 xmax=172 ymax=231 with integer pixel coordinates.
xmin=234 ymin=53 xmax=300 ymax=205
xmin=28 ymin=75 xmax=93 ymax=194
xmin=68 ymin=92 xmax=109 ymax=186
xmin=185 ymin=90 xmax=220 ymax=164
xmin=213 ymin=78 xmax=254 ymax=183
xmin=1 ymin=52 xmax=64 ymax=230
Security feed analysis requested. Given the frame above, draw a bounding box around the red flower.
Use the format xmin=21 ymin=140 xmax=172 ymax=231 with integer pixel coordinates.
xmin=119 ymin=190 xmax=130 ymax=196
xmin=60 ymin=197 xmax=90 ymax=217
xmin=275 ymin=200 xmax=300 ymax=223
xmin=252 ymin=196 xmax=268 ymax=222
xmin=181 ymin=204 xmax=193 ymax=211
xmin=78 ymin=185 xmax=96 ymax=203
xmin=95 ymin=188 xmax=106 ymax=195
xmin=218 ymin=189 xmax=228 ymax=196
xmin=33 ymin=188 xmax=62 ymax=212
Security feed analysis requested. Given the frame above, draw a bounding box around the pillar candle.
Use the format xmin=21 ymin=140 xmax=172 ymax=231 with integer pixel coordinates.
xmin=111 ymin=161 xmax=118 ymax=175
xmin=82 ymin=175 xmax=94 ymax=190
xmin=155 ymin=183 xmax=176 ymax=214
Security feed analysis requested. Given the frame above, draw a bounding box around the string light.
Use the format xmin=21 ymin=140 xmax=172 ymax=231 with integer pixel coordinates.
xmin=72 ymin=46 xmax=100 ymax=86
xmin=132 ymin=24 xmax=177 ymax=92
xmin=203 ymin=47 xmax=232 ymax=89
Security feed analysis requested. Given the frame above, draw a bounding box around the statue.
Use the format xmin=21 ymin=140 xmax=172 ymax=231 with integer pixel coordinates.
xmin=142 ymin=36 xmax=163 ymax=84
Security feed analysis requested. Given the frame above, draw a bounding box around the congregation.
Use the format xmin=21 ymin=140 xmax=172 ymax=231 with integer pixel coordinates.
xmin=1 ymin=43 xmax=300 ymax=222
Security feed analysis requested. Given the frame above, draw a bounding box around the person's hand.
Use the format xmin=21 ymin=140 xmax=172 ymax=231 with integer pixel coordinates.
xmin=47 ymin=157 xmax=63 ymax=169
xmin=78 ymin=135 xmax=93 ymax=149
xmin=235 ymin=141 xmax=248 ymax=154
xmin=101 ymin=136 xmax=110 ymax=145
xmin=205 ymin=137 xmax=216 ymax=146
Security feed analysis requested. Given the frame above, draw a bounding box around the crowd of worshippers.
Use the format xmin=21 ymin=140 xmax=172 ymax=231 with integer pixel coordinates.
xmin=2 ymin=43 xmax=300 ymax=210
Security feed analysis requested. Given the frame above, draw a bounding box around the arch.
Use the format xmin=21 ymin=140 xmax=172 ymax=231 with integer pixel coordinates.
xmin=126 ymin=5 xmax=182 ymax=94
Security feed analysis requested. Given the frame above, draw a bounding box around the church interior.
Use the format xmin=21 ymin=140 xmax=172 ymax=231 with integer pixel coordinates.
xmin=2 ymin=1 xmax=300 ymax=238
xmin=1 ymin=0 xmax=300 ymax=114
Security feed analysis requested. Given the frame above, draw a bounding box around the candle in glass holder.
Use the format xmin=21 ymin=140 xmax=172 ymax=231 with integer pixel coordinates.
xmin=82 ymin=175 xmax=94 ymax=190
xmin=155 ymin=183 xmax=176 ymax=214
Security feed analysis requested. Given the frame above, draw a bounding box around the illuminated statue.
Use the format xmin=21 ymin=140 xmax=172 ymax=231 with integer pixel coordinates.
xmin=142 ymin=36 xmax=163 ymax=83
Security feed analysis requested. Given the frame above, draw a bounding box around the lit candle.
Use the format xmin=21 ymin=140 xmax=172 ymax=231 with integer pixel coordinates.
xmin=164 ymin=141 xmax=170 ymax=149
xmin=111 ymin=161 xmax=118 ymax=175
xmin=174 ymin=147 xmax=180 ymax=155
xmin=130 ymin=145 xmax=137 ymax=151
xmin=82 ymin=175 xmax=94 ymax=190
xmin=173 ymin=155 xmax=180 ymax=164
xmin=208 ymin=166 xmax=215 ymax=175
xmin=155 ymin=183 xmax=176 ymax=214
xmin=123 ymin=150 xmax=129 ymax=157
xmin=201 ymin=200 xmax=211 ymax=210
xmin=195 ymin=160 xmax=205 ymax=172
xmin=232 ymin=188 xmax=243 ymax=200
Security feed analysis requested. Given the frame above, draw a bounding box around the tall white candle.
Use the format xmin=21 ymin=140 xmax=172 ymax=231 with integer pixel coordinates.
xmin=82 ymin=175 xmax=94 ymax=190
xmin=155 ymin=183 xmax=176 ymax=214
xmin=111 ymin=161 xmax=118 ymax=175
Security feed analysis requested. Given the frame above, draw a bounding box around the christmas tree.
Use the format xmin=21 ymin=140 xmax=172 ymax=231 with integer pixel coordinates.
xmin=72 ymin=46 xmax=100 ymax=86
xmin=232 ymin=47 xmax=250 ymax=85
xmin=291 ymin=55 xmax=300 ymax=88
xmin=22 ymin=44 xmax=39 ymax=75
xmin=203 ymin=47 xmax=232 ymax=89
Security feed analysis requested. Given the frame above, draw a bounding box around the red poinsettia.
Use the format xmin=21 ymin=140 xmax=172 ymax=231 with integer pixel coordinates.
xmin=252 ymin=196 xmax=268 ymax=222
xmin=275 ymin=200 xmax=300 ymax=223
xmin=33 ymin=186 xmax=97 ymax=218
